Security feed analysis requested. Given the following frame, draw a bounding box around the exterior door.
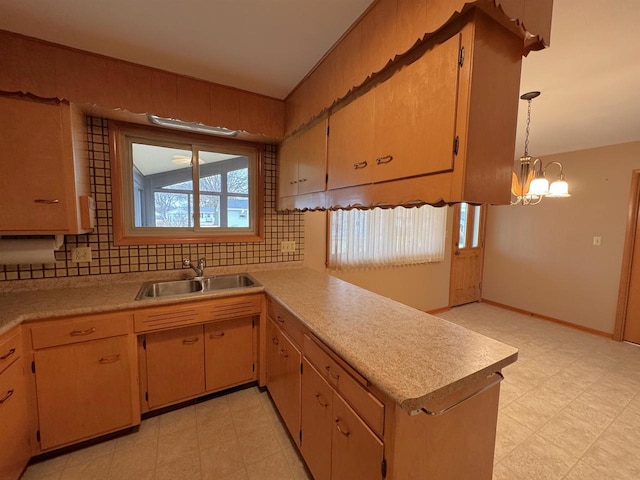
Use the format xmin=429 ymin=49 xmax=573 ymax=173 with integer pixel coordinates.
xmin=450 ymin=203 xmax=486 ymax=307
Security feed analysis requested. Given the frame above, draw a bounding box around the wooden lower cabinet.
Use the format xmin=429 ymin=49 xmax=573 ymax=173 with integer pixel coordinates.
xmin=300 ymin=357 xmax=384 ymax=480
xmin=300 ymin=359 xmax=333 ymax=480
xmin=34 ymin=335 xmax=135 ymax=450
xmin=145 ymin=324 xmax=205 ymax=408
xmin=332 ymin=392 xmax=384 ymax=480
xmin=143 ymin=317 xmax=257 ymax=410
xmin=204 ymin=317 xmax=255 ymax=391
xmin=266 ymin=319 xmax=301 ymax=445
xmin=0 ymin=357 xmax=30 ymax=480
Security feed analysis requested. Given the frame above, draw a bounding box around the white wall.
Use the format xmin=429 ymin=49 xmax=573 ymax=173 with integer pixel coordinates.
xmin=483 ymin=141 xmax=640 ymax=334
xmin=303 ymin=208 xmax=453 ymax=312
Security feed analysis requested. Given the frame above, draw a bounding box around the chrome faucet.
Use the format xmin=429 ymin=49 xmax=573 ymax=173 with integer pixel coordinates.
xmin=183 ymin=258 xmax=206 ymax=277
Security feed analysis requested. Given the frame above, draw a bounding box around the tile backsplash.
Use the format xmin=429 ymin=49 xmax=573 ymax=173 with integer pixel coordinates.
xmin=0 ymin=117 xmax=303 ymax=282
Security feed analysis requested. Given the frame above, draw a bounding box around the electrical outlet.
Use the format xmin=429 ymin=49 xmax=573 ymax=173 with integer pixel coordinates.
xmin=281 ymin=241 xmax=296 ymax=253
xmin=71 ymin=246 xmax=92 ymax=263
xmin=593 ymin=236 xmax=602 ymax=246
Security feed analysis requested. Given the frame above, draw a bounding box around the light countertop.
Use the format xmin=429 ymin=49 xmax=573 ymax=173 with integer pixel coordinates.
xmin=0 ymin=266 xmax=517 ymax=413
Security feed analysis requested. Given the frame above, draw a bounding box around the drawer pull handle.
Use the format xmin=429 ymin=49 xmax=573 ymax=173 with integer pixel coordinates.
xmin=98 ymin=354 xmax=120 ymax=364
xmin=376 ymin=155 xmax=393 ymax=165
xmin=182 ymin=337 xmax=200 ymax=345
xmin=272 ymin=337 xmax=279 ymax=345
xmin=34 ymin=199 xmax=60 ymax=204
xmin=276 ymin=315 xmax=285 ymax=323
xmin=0 ymin=389 xmax=14 ymax=405
xmin=279 ymin=349 xmax=289 ymax=358
xmin=209 ymin=332 xmax=225 ymax=339
xmin=70 ymin=327 xmax=96 ymax=337
xmin=315 ymin=393 xmax=329 ymax=408
xmin=325 ymin=365 xmax=340 ymax=381
xmin=335 ymin=418 xmax=350 ymax=437
xmin=0 ymin=348 xmax=16 ymax=360
xmin=289 ymin=181 xmax=297 ymax=184
xmin=353 ymin=161 xmax=368 ymax=170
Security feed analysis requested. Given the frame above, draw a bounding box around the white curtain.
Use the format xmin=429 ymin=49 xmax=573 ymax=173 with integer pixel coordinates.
xmin=329 ymin=205 xmax=447 ymax=271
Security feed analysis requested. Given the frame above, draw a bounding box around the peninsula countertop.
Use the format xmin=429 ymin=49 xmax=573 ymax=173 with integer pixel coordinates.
xmin=0 ymin=267 xmax=518 ymax=413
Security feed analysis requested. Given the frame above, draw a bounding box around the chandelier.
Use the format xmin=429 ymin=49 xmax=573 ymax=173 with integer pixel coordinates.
xmin=511 ymin=91 xmax=570 ymax=206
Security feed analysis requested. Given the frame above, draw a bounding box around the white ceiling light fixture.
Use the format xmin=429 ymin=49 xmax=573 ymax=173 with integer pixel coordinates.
xmin=147 ymin=115 xmax=239 ymax=137
xmin=511 ymin=91 xmax=571 ymax=206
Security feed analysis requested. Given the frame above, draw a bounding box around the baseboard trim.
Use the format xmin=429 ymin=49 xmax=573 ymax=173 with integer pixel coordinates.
xmin=481 ymin=299 xmax=613 ymax=339
xmin=426 ymin=306 xmax=451 ymax=315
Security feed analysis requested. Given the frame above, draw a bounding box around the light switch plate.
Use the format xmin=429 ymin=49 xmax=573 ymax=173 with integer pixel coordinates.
xmin=593 ymin=236 xmax=602 ymax=246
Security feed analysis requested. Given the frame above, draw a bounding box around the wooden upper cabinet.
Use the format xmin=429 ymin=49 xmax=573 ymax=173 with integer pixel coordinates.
xmin=327 ymin=91 xmax=376 ymax=190
xmin=278 ymin=119 xmax=328 ymax=198
xmin=0 ymin=94 xmax=92 ymax=234
xmin=373 ymin=33 xmax=461 ymax=183
xmin=328 ymin=33 xmax=460 ymax=191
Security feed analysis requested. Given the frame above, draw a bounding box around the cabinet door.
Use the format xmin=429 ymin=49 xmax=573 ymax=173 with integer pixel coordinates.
xmin=266 ymin=320 xmax=301 ymax=445
xmin=204 ymin=317 xmax=255 ymax=392
xmin=297 ymin=120 xmax=328 ymax=195
xmin=300 ymin=358 xmax=333 ymax=480
xmin=0 ymin=359 xmax=30 ymax=480
xmin=332 ymin=392 xmax=384 ymax=480
xmin=327 ymin=90 xmax=375 ymax=190
xmin=278 ymin=134 xmax=300 ymax=198
xmin=0 ymin=95 xmax=72 ymax=231
xmin=145 ymin=325 xmax=205 ymax=408
xmin=34 ymin=336 xmax=134 ymax=450
xmin=373 ymin=33 xmax=461 ymax=183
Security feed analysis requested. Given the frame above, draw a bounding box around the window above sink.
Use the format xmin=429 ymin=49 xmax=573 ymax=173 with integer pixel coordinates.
xmin=109 ymin=121 xmax=264 ymax=245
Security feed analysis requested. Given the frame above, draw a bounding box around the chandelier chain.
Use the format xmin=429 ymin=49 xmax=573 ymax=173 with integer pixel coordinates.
xmin=524 ymin=99 xmax=532 ymax=157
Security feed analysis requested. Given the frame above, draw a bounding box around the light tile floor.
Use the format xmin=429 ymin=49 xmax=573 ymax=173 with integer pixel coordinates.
xmin=22 ymin=387 xmax=312 ymax=480
xmin=22 ymin=302 xmax=640 ymax=480
xmin=438 ymin=303 xmax=640 ymax=480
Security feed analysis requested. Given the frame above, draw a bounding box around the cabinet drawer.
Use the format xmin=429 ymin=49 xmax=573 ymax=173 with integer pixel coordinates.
xmin=0 ymin=327 xmax=21 ymax=375
xmin=31 ymin=312 xmax=131 ymax=349
xmin=267 ymin=297 xmax=304 ymax=346
xmin=304 ymin=335 xmax=384 ymax=438
xmin=199 ymin=295 xmax=262 ymax=322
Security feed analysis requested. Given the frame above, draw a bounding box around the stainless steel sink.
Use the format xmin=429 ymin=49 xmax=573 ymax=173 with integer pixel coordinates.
xmin=135 ymin=274 xmax=260 ymax=300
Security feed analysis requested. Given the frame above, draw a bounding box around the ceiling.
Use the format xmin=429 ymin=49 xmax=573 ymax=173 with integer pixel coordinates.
xmin=1 ymin=0 xmax=639 ymax=157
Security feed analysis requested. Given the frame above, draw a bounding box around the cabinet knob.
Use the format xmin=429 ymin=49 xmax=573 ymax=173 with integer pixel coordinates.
xmin=276 ymin=315 xmax=285 ymax=324
xmin=271 ymin=337 xmax=279 ymax=345
xmin=34 ymin=199 xmax=60 ymax=204
xmin=279 ymin=348 xmax=289 ymax=358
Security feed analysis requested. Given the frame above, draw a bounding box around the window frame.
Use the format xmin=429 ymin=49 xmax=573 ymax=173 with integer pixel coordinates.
xmin=109 ymin=121 xmax=264 ymax=245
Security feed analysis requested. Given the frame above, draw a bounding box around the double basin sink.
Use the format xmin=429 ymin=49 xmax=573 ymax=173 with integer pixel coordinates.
xmin=135 ymin=273 xmax=260 ymax=300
